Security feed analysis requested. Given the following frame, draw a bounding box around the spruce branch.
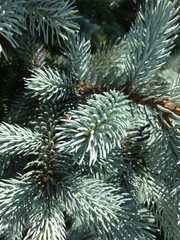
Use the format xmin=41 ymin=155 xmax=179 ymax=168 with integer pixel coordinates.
xmin=24 ymin=198 xmax=66 ymax=240
xmin=143 ymin=123 xmax=180 ymax=185
xmin=156 ymin=192 xmax=180 ymax=240
xmin=25 ymin=67 xmax=73 ymax=101
xmin=57 ymin=90 xmax=131 ymax=165
xmin=81 ymin=148 xmax=133 ymax=180
xmin=88 ymin=39 xmax=126 ymax=89
xmin=25 ymin=0 xmax=79 ymax=44
xmin=141 ymin=70 xmax=180 ymax=124
xmin=0 ymin=179 xmax=34 ymax=239
xmin=16 ymin=34 xmax=50 ymax=69
xmin=131 ymin=170 xmax=180 ymax=240
xmin=0 ymin=122 xmax=42 ymax=155
xmin=29 ymin=101 xmax=64 ymax=141
xmin=0 ymin=0 xmax=25 ymax=57
xmin=61 ymin=35 xmax=126 ymax=90
xmin=66 ymin=219 xmax=95 ymax=240
xmin=160 ymin=72 xmax=180 ymax=115
xmin=124 ymin=0 xmax=179 ymax=94
xmin=61 ymin=177 xmax=155 ymax=240
xmin=4 ymin=90 xmax=38 ymax=125
xmin=142 ymin=70 xmax=180 ymax=123
xmin=0 ymin=179 xmax=66 ymax=240
xmin=130 ymin=170 xmax=164 ymax=207
xmin=0 ymin=0 xmax=179 ymax=239
xmin=140 ymin=69 xmax=180 ymax=104
xmin=62 ymin=33 xmax=91 ymax=82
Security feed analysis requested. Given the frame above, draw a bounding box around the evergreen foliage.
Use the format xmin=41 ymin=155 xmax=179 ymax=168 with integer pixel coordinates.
xmin=0 ymin=0 xmax=179 ymax=239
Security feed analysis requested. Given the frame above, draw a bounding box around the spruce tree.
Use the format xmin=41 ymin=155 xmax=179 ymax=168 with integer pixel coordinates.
xmin=0 ymin=0 xmax=179 ymax=239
